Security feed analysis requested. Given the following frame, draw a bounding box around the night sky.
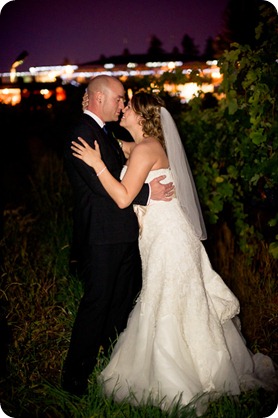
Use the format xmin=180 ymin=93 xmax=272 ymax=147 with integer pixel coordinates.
xmin=0 ymin=0 xmax=233 ymax=72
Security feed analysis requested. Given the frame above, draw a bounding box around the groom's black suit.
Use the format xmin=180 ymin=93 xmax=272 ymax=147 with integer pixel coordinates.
xmin=63 ymin=113 xmax=149 ymax=394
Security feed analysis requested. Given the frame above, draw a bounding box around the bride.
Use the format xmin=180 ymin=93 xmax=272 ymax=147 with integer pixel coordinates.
xmin=71 ymin=91 xmax=277 ymax=414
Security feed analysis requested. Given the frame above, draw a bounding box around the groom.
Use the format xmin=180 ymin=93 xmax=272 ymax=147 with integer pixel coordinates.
xmin=62 ymin=75 xmax=174 ymax=396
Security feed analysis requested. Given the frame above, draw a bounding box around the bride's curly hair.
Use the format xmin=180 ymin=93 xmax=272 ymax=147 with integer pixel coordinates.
xmin=131 ymin=91 xmax=166 ymax=150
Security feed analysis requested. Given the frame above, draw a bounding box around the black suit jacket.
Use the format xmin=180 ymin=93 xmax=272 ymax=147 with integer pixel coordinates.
xmin=64 ymin=114 xmax=149 ymax=258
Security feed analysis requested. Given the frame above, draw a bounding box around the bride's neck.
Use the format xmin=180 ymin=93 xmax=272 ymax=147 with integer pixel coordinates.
xmin=129 ymin=126 xmax=145 ymax=143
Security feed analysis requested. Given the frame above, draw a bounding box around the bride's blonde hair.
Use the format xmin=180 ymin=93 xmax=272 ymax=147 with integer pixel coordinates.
xmin=131 ymin=92 xmax=166 ymax=150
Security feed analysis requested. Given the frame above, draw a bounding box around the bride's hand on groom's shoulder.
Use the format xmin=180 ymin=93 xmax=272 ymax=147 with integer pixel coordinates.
xmin=71 ymin=137 xmax=102 ymax=168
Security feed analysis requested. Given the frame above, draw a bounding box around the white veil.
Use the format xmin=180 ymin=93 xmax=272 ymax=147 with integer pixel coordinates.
xmin=160 ymin=107 xmax=207 ymax=240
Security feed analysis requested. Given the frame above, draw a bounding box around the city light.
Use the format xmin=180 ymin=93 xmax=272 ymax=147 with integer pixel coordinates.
xmin=0 ymin=60 xmax=222 ymax=105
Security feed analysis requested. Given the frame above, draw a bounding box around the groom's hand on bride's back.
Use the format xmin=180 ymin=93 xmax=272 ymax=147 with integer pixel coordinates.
xmin=149 ymin=176 xmax=175 ymax=201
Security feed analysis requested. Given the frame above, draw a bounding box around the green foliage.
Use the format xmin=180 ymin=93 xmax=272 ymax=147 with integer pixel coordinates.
xmin=178 ymin=6 xmax=278 ymax=257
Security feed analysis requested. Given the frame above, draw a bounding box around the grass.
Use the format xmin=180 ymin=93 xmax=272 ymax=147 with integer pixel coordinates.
xmin=0 ymin=152 xmax=277 ymax=417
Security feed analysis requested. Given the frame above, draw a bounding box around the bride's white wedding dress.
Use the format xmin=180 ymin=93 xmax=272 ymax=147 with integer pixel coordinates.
xmin=100 ymin=168 xmax=277 ymax=415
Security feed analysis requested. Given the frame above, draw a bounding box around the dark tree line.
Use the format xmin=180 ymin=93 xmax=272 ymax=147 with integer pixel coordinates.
xmin=116 ymin=0 xmax=276 ymax=61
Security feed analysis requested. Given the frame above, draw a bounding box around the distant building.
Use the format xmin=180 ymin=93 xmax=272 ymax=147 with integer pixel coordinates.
xmin=0 ymin=54 xmax=222 ymax=105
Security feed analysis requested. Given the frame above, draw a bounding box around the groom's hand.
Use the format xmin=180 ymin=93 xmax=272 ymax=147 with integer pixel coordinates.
xmin=149 ymin=175 xmax=175 ymax=201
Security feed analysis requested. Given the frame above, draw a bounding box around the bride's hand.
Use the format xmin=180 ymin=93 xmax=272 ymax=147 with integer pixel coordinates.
xmin=71 ymin=137 xmax=102 ymax=168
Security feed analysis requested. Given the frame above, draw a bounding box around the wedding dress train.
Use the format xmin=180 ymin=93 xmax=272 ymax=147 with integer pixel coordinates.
xmin=99 ymin=168 xmax=277 ymax=415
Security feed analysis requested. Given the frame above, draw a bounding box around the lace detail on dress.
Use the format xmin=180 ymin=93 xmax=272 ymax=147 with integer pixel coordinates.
xmin=100 ymin=167 xmax=278 ymax=415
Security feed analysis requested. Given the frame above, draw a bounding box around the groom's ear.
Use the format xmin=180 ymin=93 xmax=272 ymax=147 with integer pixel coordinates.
xmin=96 ymin=91 xmax=104 ymax=104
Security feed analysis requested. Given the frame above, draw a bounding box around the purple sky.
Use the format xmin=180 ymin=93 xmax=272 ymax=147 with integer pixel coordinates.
xmin=0 ymin=0 xmax=230 ymax=72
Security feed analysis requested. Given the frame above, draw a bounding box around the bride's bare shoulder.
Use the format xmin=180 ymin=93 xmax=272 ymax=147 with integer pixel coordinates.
xmin=130 ymin=138 xmax=168 ymax=169
xmin=131 ymin=138 xmax=162 ymax=158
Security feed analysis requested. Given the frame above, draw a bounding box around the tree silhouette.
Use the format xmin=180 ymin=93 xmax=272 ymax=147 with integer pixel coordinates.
xmin=122 ymin=48 xmax=131 ymax=56
xmin=214 ymin=0 xmax=270 ymax=54
xmin=181 ymin=34 xmax=199 ymax=60
xmin=171 ymin=46 xmax=180 ymax=55
xmin=202 ymin=36 xmax=217 ymax=60
xmin=147 ymin=35 xmax=165 ymax=56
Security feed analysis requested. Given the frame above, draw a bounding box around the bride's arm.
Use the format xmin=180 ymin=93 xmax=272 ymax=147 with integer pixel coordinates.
xmin=71 ymin=137 xmax=154 ymax=208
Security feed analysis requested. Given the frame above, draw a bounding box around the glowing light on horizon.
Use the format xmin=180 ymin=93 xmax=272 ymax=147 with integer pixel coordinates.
xmin=104 ymin=63 xmax=115 ymax=69
xmin=178 ymin=82 xmax=214 ymax=102
xmin=0 ymin=88 xmax=21 ymax=105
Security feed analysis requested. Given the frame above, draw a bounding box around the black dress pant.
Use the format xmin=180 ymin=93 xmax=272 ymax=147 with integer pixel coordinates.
xmin=62 ymin=240 xmax=142 ymax=394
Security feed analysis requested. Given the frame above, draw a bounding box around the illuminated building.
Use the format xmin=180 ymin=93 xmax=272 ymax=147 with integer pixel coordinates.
xmin=0 ymin=57 xmax=222 ymax=105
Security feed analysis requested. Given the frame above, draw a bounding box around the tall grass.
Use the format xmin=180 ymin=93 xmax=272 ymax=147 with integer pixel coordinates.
xmin=206 ymin=222 xmax=278 ymax=360
xmin=0 ymin=152 xmax=277 ymax=417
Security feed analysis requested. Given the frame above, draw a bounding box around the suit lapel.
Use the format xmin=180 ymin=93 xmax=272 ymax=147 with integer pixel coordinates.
xmin=103 ymin=126 xmax=125 ymax=166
